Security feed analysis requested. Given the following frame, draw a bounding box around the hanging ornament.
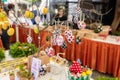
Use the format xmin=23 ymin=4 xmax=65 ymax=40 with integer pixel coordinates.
xmin=64 ymin=30 xmax=74 ymax=43
xmin=76 ymin=37 xmax=81 ymax=44
xmin=53 ymin=29 xmax=61 ymax=37
xmin=33 ymin=26 xmax=39 ymax=34
xmin=52 ymin=29 xmax=62 ymax=45
xmin=43 ymin=7 xmax=48 ymax=14
xmin=0 ymin=11 xmax=7 ymax=18
xmin=46 ymin=35 xmax=51 ymax=42
xmin=27 ymin=35 xmax=33 ymax=43
xmin=61 ymin=41 xmax=67 ymax=49
xmin=24 ymin=10 xmax=34 ymax=19
xmin=56 ymin=35 xmax=64 ymax=46
xmin=52 ymin=36 xmax=57 ymax=45
xmin=52 ymin=35 xmax=64 ymax=46
xmin=73 ymin=16 xmax=78 ymax=24
xmin=2 ymin=23 xmax=9 ymax=30
xmin=45 ymin=47 xmax=55 ymax=57
xmin=7 ymin=27 xmax=15 ymax=36
xmin=77 ymin=21 xmax=86 ymax=29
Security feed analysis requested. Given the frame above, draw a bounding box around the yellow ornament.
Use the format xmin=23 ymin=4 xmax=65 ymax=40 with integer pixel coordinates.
xmin=25 ymin=10 xmax=34 ymax=19
xmin=7 ymin=27 xmax=15 ymax=36
xmin=0 ymin=12 xmax=7 ymax=18
xmin=0 ymin=22 xmax=3 ymax=29
xmin=33 ymin=26 xmax=39 ymax=34
xmin=4 ymin=21 xmax=10 ymax=27
xmin=81 ymin=72 xmax=86 ymax=77
xmin=3 ymin=17 xmax=9 ymax=21
xmin=2 ymin=23 xmax=8 ymax=30
xmin=43 ymin=7 xmax=48 ymax=14
xmin=86 ymin=70 xmax=92 ymax=75
xmin=29 ymin=12 xmax=34 ymax=19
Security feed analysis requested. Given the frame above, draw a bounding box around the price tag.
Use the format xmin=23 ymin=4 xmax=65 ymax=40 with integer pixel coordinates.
xmin=31 ymin=57 xmax=41 ymax=80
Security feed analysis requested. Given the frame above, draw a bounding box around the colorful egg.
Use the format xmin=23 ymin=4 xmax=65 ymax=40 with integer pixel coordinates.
xmin=33 ymin=26 xmax=39 ymax=34
xmin=43 ymin=7 xmax=48 ymax=14
xmin=7 ymin=27 xmax=15 ymax=36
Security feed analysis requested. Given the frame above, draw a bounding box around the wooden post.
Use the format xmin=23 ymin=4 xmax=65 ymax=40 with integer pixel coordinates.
xmin=15 ymin=0 xmax=19 ymax=42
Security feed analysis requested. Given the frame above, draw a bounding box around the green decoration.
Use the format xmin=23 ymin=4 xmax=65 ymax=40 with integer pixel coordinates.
xmin=95 ymin=76 xmax=120 ymax=80
xmin=46 ymin=35 xmax=51 ymax=41
xmin=9 ymin=42 xmax=37 ymax=58
xmin=71 ymin=76 xmax=75 ymax=80
xmin=81 ymin=76 xmax=84 ymax=80
xmin=86 ymin=75 xmax=90 ymax=80
xmin=0 ymin=48 xmax=5 ymax=62
xmin=76 ymin=77 xmax=81 ymax=80
xmin=68 ymin=71 xmax=71 ymax=80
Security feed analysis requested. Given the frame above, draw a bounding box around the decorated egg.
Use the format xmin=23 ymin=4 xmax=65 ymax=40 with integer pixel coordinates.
xmin=25 ymin=10 xmax=34 ymax=19
xmin=0 ymin=11 xmax=7 ymax=18
xmin=2 ymin=23 xmax=8 ymax=30
xmin=33 ymin=26 xmax=39 ymax=34
xmin=43 ymin=7 xmax=48 ymax=14
xmin=77 ymin=21 xmax=86 ymax=29
xmin=7 ymin=27 xmax=15 ymax=36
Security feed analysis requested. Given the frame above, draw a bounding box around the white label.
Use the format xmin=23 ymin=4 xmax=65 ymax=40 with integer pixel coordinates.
xmin=31 ymin=57 xmax=41 ymax=80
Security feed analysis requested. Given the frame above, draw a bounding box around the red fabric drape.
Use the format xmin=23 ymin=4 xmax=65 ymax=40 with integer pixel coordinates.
xmin=10 ymin=25 xmax=16 ymax=43
xmin=81 ymin=38 xmax=120 ymax=78
xmin=0 ymin=39 xmax=3 ymax=48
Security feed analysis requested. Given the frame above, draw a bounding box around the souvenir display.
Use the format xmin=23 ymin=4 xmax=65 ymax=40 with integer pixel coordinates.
xmin=0 ymin=0 xmax=120 ymax=80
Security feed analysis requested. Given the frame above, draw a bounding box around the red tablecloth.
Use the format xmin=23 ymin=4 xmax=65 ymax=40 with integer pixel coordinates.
xmin=0 ymin=38 xmax=3 ymax=48
xmin=81 ymin=38 xmax=120 ymax=77
xmin=10 ymin=25 xmax=16 ymax=43
xmin=11 ymin=27 xmax=120 ymax=78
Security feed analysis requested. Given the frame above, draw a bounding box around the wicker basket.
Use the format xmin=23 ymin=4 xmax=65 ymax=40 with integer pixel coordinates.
xmin=50 ymin=53 xmax=67 ymax=75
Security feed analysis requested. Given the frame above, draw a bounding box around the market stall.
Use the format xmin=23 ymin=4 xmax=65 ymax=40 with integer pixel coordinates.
xmin=8 ymin=25 xmax=120 ymax=78
xmin=0 ymin=0 xmax=120 ymax=80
